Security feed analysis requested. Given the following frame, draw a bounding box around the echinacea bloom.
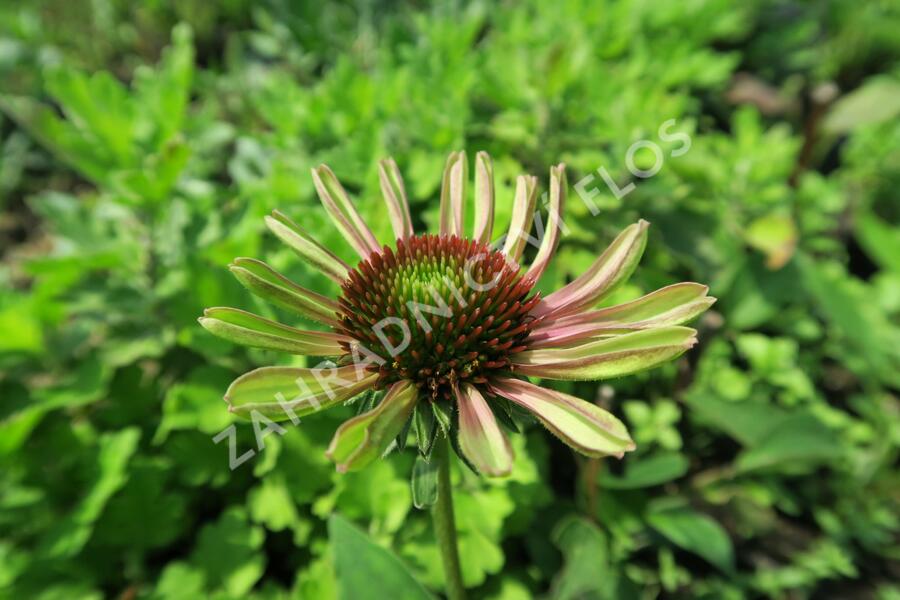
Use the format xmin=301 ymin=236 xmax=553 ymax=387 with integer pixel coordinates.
xmin=200 ymin=152 xmax=714 ymax=476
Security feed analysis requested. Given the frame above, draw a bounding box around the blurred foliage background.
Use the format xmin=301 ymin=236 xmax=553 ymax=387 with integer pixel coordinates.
xmin=1 ymin=0 xmax=899 ymax=598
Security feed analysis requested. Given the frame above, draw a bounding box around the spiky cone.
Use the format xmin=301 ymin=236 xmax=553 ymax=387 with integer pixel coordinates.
xmin=200 ymin=151 xmax=715 ymax=476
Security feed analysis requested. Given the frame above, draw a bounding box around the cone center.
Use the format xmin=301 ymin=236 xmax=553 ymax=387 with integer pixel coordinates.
xmin=337 ymin=234 xmax=540 ymax=400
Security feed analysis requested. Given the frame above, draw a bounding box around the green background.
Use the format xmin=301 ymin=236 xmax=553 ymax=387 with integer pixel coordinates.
xmin=1 ymin=0 xmax=898 ymax=598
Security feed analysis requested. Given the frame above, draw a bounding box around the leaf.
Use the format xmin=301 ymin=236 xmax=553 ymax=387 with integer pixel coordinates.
xmin=411 ymin=455 xmax=438 ymax=509
xmin=823 ymin=77 xmax=900 ymax=134
xmin=798 ymin=254 xmax=900 ymax=387
xmin=744 ymin=212 xmax=797 ymax=269
xmin=855 ymin=208 xmax=900 ymax=274
xmin=154 ymin=366 xmax=234 ymax=442
xmin=154 ymin=562 xmax=206 ymax=600
xmin=735 ymin=414 xmax=842 ymax=473
xmin=247 ymin=473 xmax=302 ymax=533
xmin=329 ymin=514 xmax=433 ymax=600
xmin=92 ymin=459 xmax=187 ymax=551
xmin=646 ymin=506 xmax=734 ymax=573
xmin=38 ymin=428 xmax=141 ymax=559
xmin=190 ymin=507 xmax=265 ymax=596
xmin=685 ymin=394 xmax=791 ymax=446
xmin=599 ymin=452 xmax=689 ymax=489
xmin=550 ymin=516 xmax=624 ymax=600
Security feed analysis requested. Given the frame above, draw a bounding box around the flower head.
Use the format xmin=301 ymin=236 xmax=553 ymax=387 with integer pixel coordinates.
xmin=200 ymin=152 xmax=714 ymax=476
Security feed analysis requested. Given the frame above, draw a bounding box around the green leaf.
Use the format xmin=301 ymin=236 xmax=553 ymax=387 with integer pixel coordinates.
xmin=744 ymin=212 xmax=797 ymax=269
xmin=855 ymin=208 xmax=900 ymax=274
xmin=685 ymin=394 xmax=791 ymax=446
xmin=798 ymin=254 xmax=900 ymax=387
xmin=411 ymin=455 xmax=438 ymax=509
xmin=550 ymin=516 xmax=624 ymax=600
xmin=190 ymin=507 xmax=265 ymax=596
xmin=599 ymin=452 xmax=689 ymax=489
xmin=154 ymin=562 xmax=206 ymax=600
xmin=823 ymin=77 xmax=900 ymax=134
xmin=38 ymin=428 xmax=140 ymax=559
xmin=735 ymin=414 xmax=842 ymax=473
xmin=646 ymin=506 xmax=734 ymax=573
xmin=329 ymin=514 xmax=433 ymax=600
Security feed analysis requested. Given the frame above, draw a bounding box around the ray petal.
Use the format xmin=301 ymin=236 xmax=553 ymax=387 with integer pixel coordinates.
xmin=199 ymin=307 xmax=350 ymax=355
xmin=524 ymin=164 xmax=566 ymax=285
xmin=529 ymin=283 xmax=716 ymax=348
xmin=379 ymin=157 xmax=414 ymax=240
xmin=225 ymin=364 xmax=377 ymax=421
xmin=492 ymin=378 xmax=634 ymax=458
xmin=533 ymin=220 xmax=649 ymax=319
xmin=511 ymin=326 xmax=697 ymax=380
xmin=229 ymin=258 xmax=342 ymax=327
xmin=501 ymin=174 xmax=539 ymax=263
xmin=265 ymin=210 xmax=350 ymax=283
xmin=312 ymin=164 xmax=381 ymax=258
xmin=326 ymin=380 xmax=418 ymax=472
xmin=439 ymin=151 xmax=467 ymax=237
xmin=472 ymin=151 xmax=495 ymax=245
xmin=455 ymin=383 xmax=513 ymax=476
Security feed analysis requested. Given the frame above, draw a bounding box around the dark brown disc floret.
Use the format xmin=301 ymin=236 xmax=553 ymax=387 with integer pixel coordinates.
xmin=337 ymin=234 xmax=541 ymax=401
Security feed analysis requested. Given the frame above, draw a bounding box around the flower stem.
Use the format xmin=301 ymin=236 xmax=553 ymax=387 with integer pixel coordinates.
xmin=431 ymin=436 xmax=466 ymax=600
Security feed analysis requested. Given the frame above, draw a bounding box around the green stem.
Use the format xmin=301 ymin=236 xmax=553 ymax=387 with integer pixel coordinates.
xmin=431 ymin=436 xmax=466 ymax=600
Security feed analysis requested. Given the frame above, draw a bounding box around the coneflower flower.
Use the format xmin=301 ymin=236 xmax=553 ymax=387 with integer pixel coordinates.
xmin=200 ymin=151 xmax=714 ymax=477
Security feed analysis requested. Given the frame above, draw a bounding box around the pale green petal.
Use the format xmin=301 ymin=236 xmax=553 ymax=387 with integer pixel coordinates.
xmin=225 ymin=364 xmax=377 ymax=421
xmin=512 ymin=326 xmax=697 ymax=380
xmin=493 ymin=378 xmax=635 ymax=458
xmin=229 ymin=257 xmax=341 ymax=327
xmin=326 ymin=380 xmax=418 ymax=472
xmin=199 ymin=307 xmax=348 ymax=355
xmin=455 ymin=384 xmax=513 ymax=477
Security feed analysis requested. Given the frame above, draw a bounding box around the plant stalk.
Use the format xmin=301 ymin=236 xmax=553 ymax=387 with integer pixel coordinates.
xmin=431 ymin=436 xmax=466 ymax=600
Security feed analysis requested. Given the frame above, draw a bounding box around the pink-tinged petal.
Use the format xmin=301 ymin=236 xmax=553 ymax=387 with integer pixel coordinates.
xmin=533 ymin=220 xmax=649 ymax=319
xmin=524 ymin=164 xmax=566 ymax=285
xmin=512 ymin=326 xmax=697 ymax=380
xmin=492 ymin=378 xmax=635 ymax=458
xmin=472 ymin=151 xmax=495 ymax=245
xmin=455 ymin=384 xmax=514 ymax=477
xmin=200 ymin=307 xmax=350 ymax=355
xmin=326 ymin=380 xmax=418 ymax=472
xmin=378 ymin=158 xmax=414 ymax=240
xmin=526 ymin=322 xmax=621 ymax=349
xmin=502 ymin=175 xmax=538 ymax=264
xmin=311 ymin=164 xmax=381 ymax=258
xmin=265 ymin=210 xmax=350 ymax=283
xmin=229 ymin=258 xmax=342 ymax=327
xmin=225 ymin=364 xmax=377 ymax=421
xmin=439 ymin=151 xmax=467 ymax=237
xmin=529 ymin=283 xmax=716 ymax=348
